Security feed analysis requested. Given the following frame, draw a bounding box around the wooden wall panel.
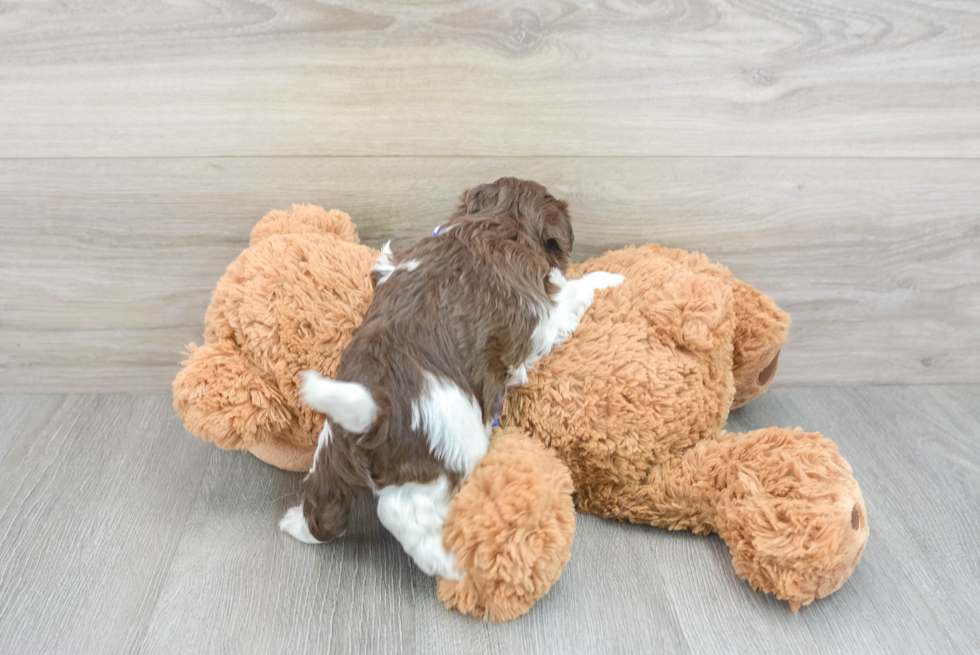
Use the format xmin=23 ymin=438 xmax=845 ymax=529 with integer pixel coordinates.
xmin=1 ymin=0 xmax=978 ymax=158
xmin=1 ymin=157 xmax=976 ymax=391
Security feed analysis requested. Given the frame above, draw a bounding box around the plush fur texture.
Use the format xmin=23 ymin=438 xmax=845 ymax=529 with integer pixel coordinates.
xmin=502 ymin=246 xmax=866 ymax=611
xmin=437 ymin=427 xmax=575 ymax=622
xmin=174 ymin=204 xmax=868 ymax=619
xmin=283 ymin=178 xmax=615 ymax=580
xmin=172 ymin=205 xmax=375 ymax=457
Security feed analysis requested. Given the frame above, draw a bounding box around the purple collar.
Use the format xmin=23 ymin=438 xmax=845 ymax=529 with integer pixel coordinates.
xmin=492 ymin=392 xmax=505 ymax=428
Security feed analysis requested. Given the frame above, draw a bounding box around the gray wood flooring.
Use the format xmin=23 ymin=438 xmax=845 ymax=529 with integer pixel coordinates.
xmin=1 ymin=386 xmax=977 ymax=654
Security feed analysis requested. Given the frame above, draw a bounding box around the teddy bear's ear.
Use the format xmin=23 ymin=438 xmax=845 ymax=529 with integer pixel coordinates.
xmin=249 ymin=205 xmax=360 ymax=246
xmin=173 ymin=342 xmax=294 ymax=451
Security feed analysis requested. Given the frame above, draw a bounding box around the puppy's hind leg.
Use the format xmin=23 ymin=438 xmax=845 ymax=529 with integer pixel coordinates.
xmin=280 ymin=475 xmax=355 ymax=544
xmin=280 ymin=481 xmax=354 ymax=545
xmin=279 ymin=504 xmax=323 ymax=544
xmin=376 ymin=476 xmax=463 ymax=580
xmin=280 ymin=434 xmax=356 ymax=544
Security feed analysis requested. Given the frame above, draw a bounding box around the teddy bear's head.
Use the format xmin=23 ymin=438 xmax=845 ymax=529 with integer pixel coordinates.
xmin=173 ymin=205 xmax=377 ymax=470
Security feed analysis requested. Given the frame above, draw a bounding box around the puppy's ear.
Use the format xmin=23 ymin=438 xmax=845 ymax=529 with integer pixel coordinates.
xmin=463 ymin=183 xmax=502 ymax=215
xmin=450 ymin=183 xmax=502 ymax=221
xmin=541 ymin=199 xmax=574 ymax=272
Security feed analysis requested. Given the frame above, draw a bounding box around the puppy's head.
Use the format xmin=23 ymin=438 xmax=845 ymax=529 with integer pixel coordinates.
xmin=452 ymin=177 xmax=574 ymax=272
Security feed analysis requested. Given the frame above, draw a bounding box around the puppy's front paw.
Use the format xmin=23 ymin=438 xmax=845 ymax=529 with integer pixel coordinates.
xmin=299 ymin=370 xmax=325 ymax=406
xmin=506 ymin=364 xmax=529 ymax=387
xmin=435 ymin=552 xmax=467 ymax=581
xmin=582 ymin=271 xmax=625 ymax=291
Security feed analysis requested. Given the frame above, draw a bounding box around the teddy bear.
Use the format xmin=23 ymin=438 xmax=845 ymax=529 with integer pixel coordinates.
xmin=173 ymin=204 xmax=868 ymax=620
xmin=173 ymin=205 xmax=577 ymax=621
xmin=487 ymin=245 xmax=868 ymax=613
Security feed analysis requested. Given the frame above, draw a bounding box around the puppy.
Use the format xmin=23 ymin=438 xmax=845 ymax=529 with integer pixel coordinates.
xmin=279 ymin=177 xmax=624 ymax=579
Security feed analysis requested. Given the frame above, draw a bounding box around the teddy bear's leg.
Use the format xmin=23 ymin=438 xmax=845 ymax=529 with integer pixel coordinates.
xmin=575 ymin=427 xmax=868 ymax=610
xmin=711 ymin=427 xmax=868 ymax=610
xmin=572 ymin=438 xmax=728 ymax=535
xmin=280 ymin=426 xmax=356 ymax=544
xmin=438 ymin=427 xmax=576 ymax=621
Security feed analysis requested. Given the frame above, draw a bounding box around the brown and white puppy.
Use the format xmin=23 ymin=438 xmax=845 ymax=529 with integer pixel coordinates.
xmin=280 ymin=178 xmax=623 ymax=578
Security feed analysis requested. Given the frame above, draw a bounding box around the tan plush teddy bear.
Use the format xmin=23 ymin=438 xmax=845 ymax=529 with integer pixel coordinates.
xmin=174 ymin=204 xmax=867 ymax=620
xmin=486 ymin=245 xmax=868 ymax=613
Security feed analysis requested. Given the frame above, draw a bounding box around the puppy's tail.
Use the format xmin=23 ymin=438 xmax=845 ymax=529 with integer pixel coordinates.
xmin=299 ymin=370 xmax=386 ymax=434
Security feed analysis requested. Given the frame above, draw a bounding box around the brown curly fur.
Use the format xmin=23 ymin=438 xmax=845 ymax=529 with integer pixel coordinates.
xmin=173 ymin=205 xmax=868 ymax=618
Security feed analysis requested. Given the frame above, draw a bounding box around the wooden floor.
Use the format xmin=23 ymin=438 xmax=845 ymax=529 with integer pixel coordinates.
xmin=2 ymin=1 xmax=978 ymax=653
xmin=1 ymin=386 xmax=978 ymax=654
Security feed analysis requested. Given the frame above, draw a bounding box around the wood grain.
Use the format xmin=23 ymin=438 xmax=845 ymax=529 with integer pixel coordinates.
xmin=0 ymin=394 xmax=65 ymax=460
xmin=0 ymin=0 xmax=978 ymax=158
xmin=136 ymin=385 xmax=980 ymax=653
xmin=1 ymin=157 xmax=977 ymax=392
xmin=727 ymin=386 xmax=980 ymax=653
xmin=1 ymin=387 xmax=976 ymax=653
xmin=0 ymin=394 xmax=210 ymax=655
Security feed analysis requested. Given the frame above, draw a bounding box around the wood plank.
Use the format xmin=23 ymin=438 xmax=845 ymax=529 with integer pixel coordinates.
xmin=1 ymin=0 xmax=978 ymax=158
xmin=0 ymin=395 xmax=210 ymax=655
xmin=136 ymin=443 xmax=693 ymax=655
xmin=134 ymin=385 xmax=978 ymax=653
xmin=727 ymin=386 xmax=980 ymax=652
xmin=0 ymin=394 xmax=65 ymax=460
xmin=1 ymin=157 xmax=977 ymax=392
xmin=0 ymin=388 xmax=976 ymax=653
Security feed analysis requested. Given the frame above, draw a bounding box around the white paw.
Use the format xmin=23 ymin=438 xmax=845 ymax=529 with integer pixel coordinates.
xmin=430 ymin=550 xmax=466 ymax=581
xmin=279 ymin=505 xmax=323 ymax=545
xmin=406 ymin=535 xmax=466 ymax=580
xmin=581 ymin=271 xmax=625 ymax=291
xmin=506 ymin=364 xmax=529 ymax=387
xmin=440 ymin=568 xmax=466 ymax=581
xmin=547 ymin=268 xmax=568 ymax=288
xmin=299 ymin=370 xmax=325 ymax=407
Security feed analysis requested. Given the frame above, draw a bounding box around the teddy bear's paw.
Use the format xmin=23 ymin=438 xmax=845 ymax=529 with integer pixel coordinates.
xmin=720 ymin=490 xmax=868 ymax=610
xmin=715 ymin=428 xmax=869 ymax=610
